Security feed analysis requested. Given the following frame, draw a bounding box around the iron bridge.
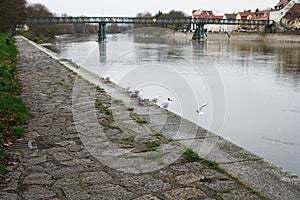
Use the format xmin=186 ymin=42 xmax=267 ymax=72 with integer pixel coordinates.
xmin=25 ymin=17 xmax=274 ymax=41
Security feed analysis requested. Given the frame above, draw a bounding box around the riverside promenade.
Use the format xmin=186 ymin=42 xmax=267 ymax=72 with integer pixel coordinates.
xmin=0 ymin=36 xmax=299 ymax=199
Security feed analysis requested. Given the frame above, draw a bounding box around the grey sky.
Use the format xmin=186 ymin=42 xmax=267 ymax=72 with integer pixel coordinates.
xmin=28 ymin=0 xmax=279 ymax=17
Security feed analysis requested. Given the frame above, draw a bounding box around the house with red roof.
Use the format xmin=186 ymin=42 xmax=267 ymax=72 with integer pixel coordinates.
xmin=270 ymin=0 xmax=299 ymax=22
xmin=236 ymin=11 xmax=254 ymax=21
xmin=191 ymin=10 xmax=223 ymax=32
xmin=281 ymin=3 xmax=300 ymax=29
xmin=275 ymin=0 xmax=292 ymax=9
xmin=253 ymin=10 xmax=270 ymax=20
xmin=222 ymin=13 xmax=237 ymax=32
xmin=236 ymin=11 xmax=254 ymax=30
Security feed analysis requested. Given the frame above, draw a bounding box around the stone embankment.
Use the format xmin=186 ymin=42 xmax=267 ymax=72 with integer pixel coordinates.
xmin=173 ymin=32 xmax=300 ymax=43
xmin=0 ymin=36 xmax=299 ymax=199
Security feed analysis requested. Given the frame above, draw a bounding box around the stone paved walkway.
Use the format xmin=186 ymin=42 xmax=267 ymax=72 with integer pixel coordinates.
xmin=0 ymin=36 xmax=297 ymax=200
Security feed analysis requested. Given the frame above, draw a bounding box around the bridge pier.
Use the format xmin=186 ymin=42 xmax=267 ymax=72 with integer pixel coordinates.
xmin=192 ymin=24 xmax=205 ymax=41
xmin=98 ymin=23 xmax=106 ymax=42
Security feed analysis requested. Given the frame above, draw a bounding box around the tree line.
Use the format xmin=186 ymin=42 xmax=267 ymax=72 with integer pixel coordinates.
xmin=0 ymin=1 xmax=190 ymax=42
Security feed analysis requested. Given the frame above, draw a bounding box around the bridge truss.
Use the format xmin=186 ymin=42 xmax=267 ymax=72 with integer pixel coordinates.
xmin=25 ymin=17 xmax=274 ymax=42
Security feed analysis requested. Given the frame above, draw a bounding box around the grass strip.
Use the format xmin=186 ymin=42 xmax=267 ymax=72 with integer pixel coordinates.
xmin=0 ymin=33 xmax=27 ymax=176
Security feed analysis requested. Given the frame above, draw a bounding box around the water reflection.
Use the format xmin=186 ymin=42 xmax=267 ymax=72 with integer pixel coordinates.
xmin=203 ymin=41 xmax=300 ymax=86
xmin=98 ymin=42 xmax=106 ymax=62
xmin=275 ymin=46 xmax=300 ymax=82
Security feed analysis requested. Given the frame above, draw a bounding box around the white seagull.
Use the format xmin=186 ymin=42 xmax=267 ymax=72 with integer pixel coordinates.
xmin=130 ymin=88 xmax=143 ymax=98
xmin=104 ymin=75 xmax=112 ymax=82
xmin=196 ymin=103 xmax=208 ymax=115
xmin=137 ymin=94 xmax=146 ymax=102
xmin=150 ymin=95 xmax=161 ymax=104
xmin=161 ymin=98 xmax=173 ymax=109
xmin=125 ymin=83 xmax=131 ymax=91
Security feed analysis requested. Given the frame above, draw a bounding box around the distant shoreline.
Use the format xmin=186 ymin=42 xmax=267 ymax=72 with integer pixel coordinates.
xmin=173 ymin=32 xmax=300 ymax=43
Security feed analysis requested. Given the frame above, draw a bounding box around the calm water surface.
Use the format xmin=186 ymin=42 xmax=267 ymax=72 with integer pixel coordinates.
xmin=47 ymin=33 xmax=300 ymax=176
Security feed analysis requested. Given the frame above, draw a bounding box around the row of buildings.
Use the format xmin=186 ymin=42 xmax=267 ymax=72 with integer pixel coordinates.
xmin=191 ymin=0 xmax=300 ymax=32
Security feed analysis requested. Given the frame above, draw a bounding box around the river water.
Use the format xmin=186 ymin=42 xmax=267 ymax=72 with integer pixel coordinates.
xmin=45 ymin=32 xmax=300 ymax=176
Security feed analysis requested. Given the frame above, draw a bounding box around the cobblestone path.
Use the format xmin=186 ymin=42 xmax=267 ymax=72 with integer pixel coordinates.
xmin=0 ymin=36 xmax=266 ymax=200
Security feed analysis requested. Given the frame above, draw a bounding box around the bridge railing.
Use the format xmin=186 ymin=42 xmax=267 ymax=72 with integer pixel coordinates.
xmin=25 ymin=17 xmax=273 ymax=26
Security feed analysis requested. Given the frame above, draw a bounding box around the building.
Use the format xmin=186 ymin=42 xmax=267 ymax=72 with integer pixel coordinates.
xmin=275 ymin=0 xmax=292 ymax=9
xmin=253 ymin=10 xmax=270 ymax=20
xmin=236 ymin=11 xmax=254 ymax=30
xmin=281 ymin=3 xmax=300 ymax=28
xmin=191 ymin=10 xmax=223 ymax=32
xmin=236 ymin=11 xmax=254 ymax=21
xmin=191 ymin=10 xmax=213 ymax=30
xmin=270 ymin=0 xmax=299 ymax=22
xmin=222 ymin=13 xmax=237 ymax=32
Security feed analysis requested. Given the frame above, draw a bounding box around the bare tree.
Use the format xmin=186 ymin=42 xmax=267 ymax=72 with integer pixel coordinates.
xmin=0 ymin=0 xmax=26 ymax=32
xmin=26 ymin=3 xmax=58 ymax=40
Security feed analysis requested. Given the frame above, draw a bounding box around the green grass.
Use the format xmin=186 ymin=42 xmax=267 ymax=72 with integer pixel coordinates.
xmin=0 ymin=33 xmax=27 ymax=175
xmin=144 ymin=141 xmax=160 ymax=149
xmin=0 ymin=149 xmax=9 ymax=174
xmin=18 ymin=30 xmax=44 ymax=43
xmin=122 ymin=136 xmax=135 ymax=142
xmin=114 ymin=99 xmax=124 ymax=106
xmin=12 ymin=126 xmax=25 ymax=138
xmin=0 ymin=164 xmax=7 ymax=173
xmin=136 ymin=118 xmax=147 ymax=124
xmin=0 ymin=149 xmax=9 ymax=161
xmin=96 ymin=86 xmax=105 ymax=93
xmin=182 ymin=148 xmax=201 ymax=162
xmin=95 ymin=100 xmax=111 ymax=115
xmin=181 ymin=148 xmax=269 ymax=199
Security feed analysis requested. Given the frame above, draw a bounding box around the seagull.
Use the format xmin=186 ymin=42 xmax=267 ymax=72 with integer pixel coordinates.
xmin=137 ymin=94 xmax=145 ymax=102
xmin=133 ymin=88 xmax=143 ymax=95
xmin=104 ymin=75 xmax=112 ymax=82
xmin=161 ymin=98 xmax=172 ymax=109
xmin=125 ymin=83 xmax=131 ymax=91
xmin=196 ymin=103 xmax=208 ymax=115
xmin=150 ymin=95 xmax=161 ymax=104
xmin=130 ymin=88 xmax=143 ymax=98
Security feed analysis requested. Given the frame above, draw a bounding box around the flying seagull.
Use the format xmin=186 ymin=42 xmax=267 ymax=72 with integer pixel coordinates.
xmin=196 ymin=103 xmax=208 ymax=115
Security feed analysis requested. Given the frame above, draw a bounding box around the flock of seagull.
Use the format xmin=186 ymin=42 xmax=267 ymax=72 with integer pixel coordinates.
xmin=103 ymin=75 xmax=208 ymax=115
xmin=130 ymin=88 xmax=172 ymax=108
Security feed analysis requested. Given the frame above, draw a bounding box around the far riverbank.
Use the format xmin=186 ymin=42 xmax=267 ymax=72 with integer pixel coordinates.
xmin=173 ymin=32 xmax=300 ymax=43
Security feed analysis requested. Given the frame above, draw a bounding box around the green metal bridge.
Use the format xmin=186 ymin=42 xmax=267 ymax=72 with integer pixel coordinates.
xmin=25 ymin=17 xmax=274 ymax=42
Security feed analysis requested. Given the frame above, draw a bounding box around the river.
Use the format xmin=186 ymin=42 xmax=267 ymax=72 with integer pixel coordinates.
xmin=44 ymin=32 xmax=300 ymax=176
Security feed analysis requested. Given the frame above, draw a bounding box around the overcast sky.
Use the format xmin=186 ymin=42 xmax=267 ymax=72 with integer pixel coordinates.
xmin=28 ymin=0 xmax=278 ymax=17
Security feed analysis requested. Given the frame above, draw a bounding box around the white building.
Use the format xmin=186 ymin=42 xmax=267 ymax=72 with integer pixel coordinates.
xmin=222 ymin=14 xmax=237 ymax=32
xmin=270 ymin=0 xmax=299 ymax=22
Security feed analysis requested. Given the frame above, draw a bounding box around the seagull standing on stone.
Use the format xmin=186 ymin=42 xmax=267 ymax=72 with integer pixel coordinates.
xmin=196 ymin=103 xmax=208 ymax=115
xmin=161 ymin=98 xmax=172 ymax=109
xmin=150 ymin=95 xmax=161 ymax=104
xmin=130 ymin=88 xmax=143 ymax=98
xmin=104 ymin=75 xmax=112 ymax=82
xmin=125 ymin=83 xmax=131 ymax=91
xmin=137 ymin=94 xmax=146 ymax=102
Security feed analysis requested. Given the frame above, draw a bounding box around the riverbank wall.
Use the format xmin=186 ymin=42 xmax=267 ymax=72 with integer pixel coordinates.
xmin=173 ymin=32 xmax=300 ymax=43
xmin=2 ymin=35 xmax=299 ymax=199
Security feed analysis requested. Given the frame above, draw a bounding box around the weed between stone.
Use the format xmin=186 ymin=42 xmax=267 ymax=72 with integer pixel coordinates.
xmin=96 ymin=86 xmax=105 ymax=93
xmin=144 ymin=141 xmax=160 ymax=149
xmin=136 ymin=119 xmax=148 ymax=124
xmin=182 ymin=148 xmax=269 ymax=199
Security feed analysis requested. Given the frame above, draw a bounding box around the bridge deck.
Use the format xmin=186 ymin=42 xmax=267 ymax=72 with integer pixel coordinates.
xmin=25 ymin=17 xmax=273 ymax=25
